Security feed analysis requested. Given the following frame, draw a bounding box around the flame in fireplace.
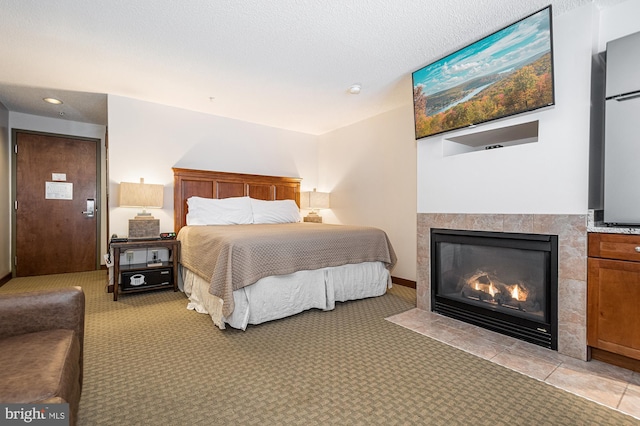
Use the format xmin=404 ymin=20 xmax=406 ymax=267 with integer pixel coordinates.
xmin=508 ymin=284 xmax=528 ymax=302
xmin=470 ymin=273 xmax=497 ymax=296
xmin=488 ymin=283 xmax=497 ymax=297
xmin=465 ymin=271 xmax=530 ymax=303
xmin=473 ymin=281 xmax=497 ymax=295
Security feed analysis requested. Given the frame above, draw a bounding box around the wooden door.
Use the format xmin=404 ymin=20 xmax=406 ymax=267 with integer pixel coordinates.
xmin=14 ymin=131 xmax=100 ymax=276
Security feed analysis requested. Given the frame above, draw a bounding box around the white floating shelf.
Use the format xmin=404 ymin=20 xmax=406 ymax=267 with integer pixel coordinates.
xmin=443 ymin=120 xmax=539 ymax=156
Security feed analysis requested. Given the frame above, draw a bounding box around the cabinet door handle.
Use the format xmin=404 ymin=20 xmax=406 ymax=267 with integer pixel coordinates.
xmin=635 ymin=247 xmax=640 ymax=253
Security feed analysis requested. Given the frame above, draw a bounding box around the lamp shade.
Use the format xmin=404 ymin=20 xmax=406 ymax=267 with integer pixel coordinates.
xmin=119 ymin=181 xmax=164 ymax=209
xmin=300 ymin=189 xmax=330 ymax=210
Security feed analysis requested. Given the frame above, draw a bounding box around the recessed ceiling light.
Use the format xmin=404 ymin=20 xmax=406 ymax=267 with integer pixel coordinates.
xmin=348 ymin=84 xmax=361 ymax=95
xmin=43 ymin=97 xmax=63 ymax=105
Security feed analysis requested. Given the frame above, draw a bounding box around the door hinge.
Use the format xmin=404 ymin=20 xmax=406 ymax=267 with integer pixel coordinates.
xmin=14 ymin=201 xmax=18 ymax=210
xmin=14 ymin=256 xmax=17 ymax=266
xmin=14 ymin=144 xmax=17 ymax=154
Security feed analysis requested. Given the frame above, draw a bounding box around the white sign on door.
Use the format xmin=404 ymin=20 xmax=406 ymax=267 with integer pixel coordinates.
xmin=45 ymin=182 xmax=73 ymax=200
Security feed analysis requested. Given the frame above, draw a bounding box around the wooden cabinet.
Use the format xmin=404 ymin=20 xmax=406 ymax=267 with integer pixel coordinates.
xmin=588 ymin=233 xmax=640 ymax=362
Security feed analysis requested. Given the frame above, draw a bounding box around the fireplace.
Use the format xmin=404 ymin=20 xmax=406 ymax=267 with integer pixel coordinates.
xmin=431 ymin=228 xmax=558 ymax=349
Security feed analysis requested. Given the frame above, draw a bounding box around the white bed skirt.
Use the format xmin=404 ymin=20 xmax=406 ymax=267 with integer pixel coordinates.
xmin=179 ymin=262 xmax=391 ymax=330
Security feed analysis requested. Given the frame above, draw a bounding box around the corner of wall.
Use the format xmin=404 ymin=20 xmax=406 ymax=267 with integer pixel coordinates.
xmin=0 ymin=103 xmax=11 ymax=277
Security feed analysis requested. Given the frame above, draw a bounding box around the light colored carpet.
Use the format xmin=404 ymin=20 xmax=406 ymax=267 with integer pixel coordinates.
xmin=2 ymin=271 xmax=637 ymax=425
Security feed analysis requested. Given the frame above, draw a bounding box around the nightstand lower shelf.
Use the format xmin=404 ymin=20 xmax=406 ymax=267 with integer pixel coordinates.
xmin=110 ymin=240 xmax=180 ymax=301
xmin=121 ymin=266 xmax=173 ymax=292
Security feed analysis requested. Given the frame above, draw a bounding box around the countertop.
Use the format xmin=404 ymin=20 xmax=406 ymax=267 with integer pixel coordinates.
xmin=588 ymin=210 xmax=640 ymax=235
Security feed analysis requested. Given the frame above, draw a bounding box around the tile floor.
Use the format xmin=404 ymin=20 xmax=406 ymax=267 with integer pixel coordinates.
xmin=386 ymin=308 xmax=640 ymax=421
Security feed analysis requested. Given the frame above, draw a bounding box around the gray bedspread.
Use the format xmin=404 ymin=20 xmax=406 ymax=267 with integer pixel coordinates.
xmin=178 ymin=223 xmax=397 ymax=317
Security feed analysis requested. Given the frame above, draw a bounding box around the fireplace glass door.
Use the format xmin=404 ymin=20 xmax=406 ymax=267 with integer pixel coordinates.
xmin=431 ymin=229 xmax=558 ymax=349
xmin=438 ymin=242 xmax=548 ymax=322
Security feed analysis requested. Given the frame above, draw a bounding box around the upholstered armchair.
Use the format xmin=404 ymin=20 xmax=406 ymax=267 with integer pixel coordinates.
xmin=0 ymin=286 xmax=85 ymax=426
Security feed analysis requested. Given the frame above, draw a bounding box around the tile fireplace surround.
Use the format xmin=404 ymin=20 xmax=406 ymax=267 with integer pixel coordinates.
xmin=417 ymin=213 xmax=587 ymax=360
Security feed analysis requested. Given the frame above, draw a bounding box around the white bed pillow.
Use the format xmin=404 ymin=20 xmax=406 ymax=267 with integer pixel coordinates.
xmin=250 ymin=198 xmax=301 ymax=224
xmin=187 ymin=196 xmax=253 ymax=225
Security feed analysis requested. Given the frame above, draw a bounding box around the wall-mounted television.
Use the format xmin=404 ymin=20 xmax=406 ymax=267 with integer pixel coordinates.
xmin=412 ymin=6 xmax=555 ymax=140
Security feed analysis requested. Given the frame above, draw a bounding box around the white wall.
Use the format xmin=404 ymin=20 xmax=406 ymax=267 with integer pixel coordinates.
xmin=0 ymin=102 xmax=9 ymax=278
xmin=318 ymin=104 xmax=417 ymax=281
xmin=598 ymin=0 xmax=640 ymax=51
xmin=8 ymin=112 xmax=107 ymax=264
xmin=417 ymin=5 xmax=596 ymax=215
xmin=107 ymin=95 xmax=319 ymax=237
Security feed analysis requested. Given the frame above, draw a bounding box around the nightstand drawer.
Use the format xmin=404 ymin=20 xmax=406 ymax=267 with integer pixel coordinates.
xmin=121 ymin=268 xmax=172 ymax=291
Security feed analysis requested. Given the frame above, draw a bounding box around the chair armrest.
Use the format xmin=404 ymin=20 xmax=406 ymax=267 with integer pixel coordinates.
xmin=0 ymin=287 xmax=85 ymax=348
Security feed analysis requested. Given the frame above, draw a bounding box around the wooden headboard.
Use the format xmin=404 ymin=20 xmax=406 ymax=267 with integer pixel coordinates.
xmin=173 ymin=168 xmax=302 ymax=232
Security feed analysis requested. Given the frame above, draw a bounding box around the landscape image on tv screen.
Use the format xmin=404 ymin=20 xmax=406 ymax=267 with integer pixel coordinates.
xmin=412 ymin=6 xmax=554 ymax=140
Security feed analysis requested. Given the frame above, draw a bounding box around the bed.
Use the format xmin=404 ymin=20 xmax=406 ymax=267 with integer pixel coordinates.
xmin=173 ymin=168 xmax=397 ymax=330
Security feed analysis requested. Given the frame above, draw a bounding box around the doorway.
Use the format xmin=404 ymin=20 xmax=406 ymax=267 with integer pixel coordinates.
xmin=12 ymin=130 xmax=101 ymax=276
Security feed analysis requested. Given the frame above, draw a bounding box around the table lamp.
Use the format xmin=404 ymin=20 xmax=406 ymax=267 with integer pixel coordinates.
xmin=300 ymin=188 xmax=330 ymax=223
xmin=119 ymin=178 xmax=164 ymax=239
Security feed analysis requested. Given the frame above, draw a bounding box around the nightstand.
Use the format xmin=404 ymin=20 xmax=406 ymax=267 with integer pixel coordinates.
xmin=110 ymin=239 xmax=180 ymax=301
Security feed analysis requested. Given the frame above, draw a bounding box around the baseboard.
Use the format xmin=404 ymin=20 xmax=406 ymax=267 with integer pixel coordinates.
xmin=0 ymin=272 xmax=12 ymax=288
xmin=391 ymin=276 xmax=416 ymax=289
xmin=590 ymin=347 xmax=640 ymax=373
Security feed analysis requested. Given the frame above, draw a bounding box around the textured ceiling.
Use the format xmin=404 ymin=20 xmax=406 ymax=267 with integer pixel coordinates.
xmin=0 ymin=0 xmax=628 ymax=134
